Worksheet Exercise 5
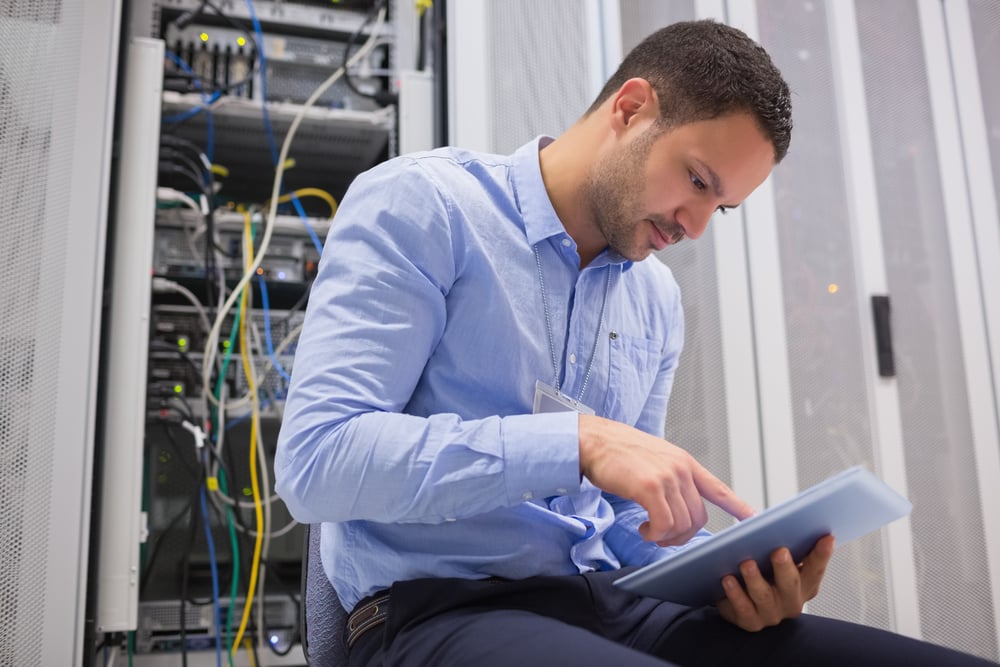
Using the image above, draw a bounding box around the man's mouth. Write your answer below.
[651,220,685,249]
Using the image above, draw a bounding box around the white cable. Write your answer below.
[151,277,213,339]
[156,186,201,213]
[200,6,388,403]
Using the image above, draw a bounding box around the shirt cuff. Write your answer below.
[501,411,581,505]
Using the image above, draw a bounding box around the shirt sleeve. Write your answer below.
[273,159,581,526]
[604,493,713,566]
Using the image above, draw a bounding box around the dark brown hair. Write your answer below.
[588,20,792,162]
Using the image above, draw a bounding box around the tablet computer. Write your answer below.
[613,466,911,607]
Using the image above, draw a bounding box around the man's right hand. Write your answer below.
[578,413,755,546]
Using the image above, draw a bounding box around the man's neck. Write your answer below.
[537,123,608,268]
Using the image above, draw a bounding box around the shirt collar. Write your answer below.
[511,136,632,270]
[512,136,563,247]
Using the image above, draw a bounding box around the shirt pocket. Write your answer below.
[602,332,663,426]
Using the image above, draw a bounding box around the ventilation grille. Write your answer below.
[488,0,591,154]
[657,232,733,532]
[969,0,1000,224]
[855,1,997,659]
[752,0,891,630]
[619,0,696,55]
[0,1,79,664]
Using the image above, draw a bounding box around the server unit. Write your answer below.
[92,0,437,662]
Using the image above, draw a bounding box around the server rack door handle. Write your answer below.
[871,295,895,377]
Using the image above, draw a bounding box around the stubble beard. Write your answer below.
[583,128,660,262]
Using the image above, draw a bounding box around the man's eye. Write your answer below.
[690,172,706,190]
[715,205,730,215]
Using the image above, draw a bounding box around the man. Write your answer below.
[276,20,996,666]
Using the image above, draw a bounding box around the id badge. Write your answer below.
[532,380,596,416]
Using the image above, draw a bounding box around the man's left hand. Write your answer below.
[717,535,836,631]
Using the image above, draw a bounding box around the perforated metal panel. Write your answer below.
[619,0,696,55]
[753,0,890,629]
[970,0,1000,226]
[855,1,997,659]
[0,0,120,663]
[487,0,592,154]
[657,233,735,531]
[1,5,78,665]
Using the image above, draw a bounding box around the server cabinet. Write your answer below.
[449,0,1000,658]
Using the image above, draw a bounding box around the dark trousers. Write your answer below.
[349,568,998,667]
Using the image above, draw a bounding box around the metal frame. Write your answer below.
[446,0,492,150]
[42,0,124,663]
[94,36,164,634]
[585,0,623,102]
[825,0,920,638]
[695,0,768,513]
[723,1,800,507]
[920,0,1000,647]
[947,1,1000,443]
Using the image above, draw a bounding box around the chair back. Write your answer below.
[301,523,349,666]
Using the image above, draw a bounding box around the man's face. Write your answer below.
[584,112,775,261]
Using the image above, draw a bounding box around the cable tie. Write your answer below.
[181,419,207,449]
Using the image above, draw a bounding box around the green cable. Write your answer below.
[217,468,240,667]
[214,301,244,667]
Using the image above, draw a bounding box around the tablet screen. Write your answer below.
[612,466,911,607]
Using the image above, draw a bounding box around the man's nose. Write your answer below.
[680,203,715,240]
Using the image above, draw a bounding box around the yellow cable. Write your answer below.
[273,187,339,219]
[243,639,257,667]
[230,211,266,658]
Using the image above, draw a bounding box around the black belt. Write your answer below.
[346,576,510,650]
[346,592,391,650]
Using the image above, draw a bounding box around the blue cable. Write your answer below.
[289,193,325,256]
[242,3,325,254]
[244,0,279,165]
[199,479,223,667]
[257,276,293,384]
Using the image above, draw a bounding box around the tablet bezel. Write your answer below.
[612,466,912,607]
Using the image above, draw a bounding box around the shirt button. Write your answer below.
[521,491,533,501]
[561,238,572,247]
[556,488,568,495]
[569,353,577,364]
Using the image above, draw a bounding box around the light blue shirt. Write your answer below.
[275,137,703,611]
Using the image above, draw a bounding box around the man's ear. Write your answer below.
[610,78,658,131]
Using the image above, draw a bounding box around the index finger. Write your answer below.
[692,463,756,520]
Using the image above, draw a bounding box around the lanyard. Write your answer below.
[533,244,612,401]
